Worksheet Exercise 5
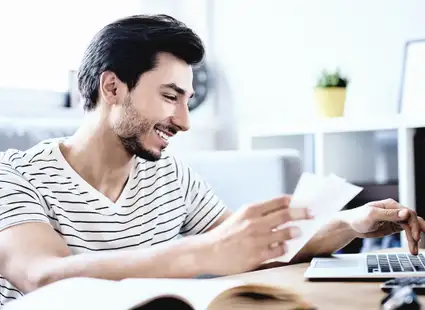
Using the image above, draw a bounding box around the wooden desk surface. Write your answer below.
[221,249,425,309]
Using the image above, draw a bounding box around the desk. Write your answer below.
[220,250,425,309]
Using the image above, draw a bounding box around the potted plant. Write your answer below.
[314,68,349,118]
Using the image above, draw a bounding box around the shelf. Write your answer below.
[239,115,425,138]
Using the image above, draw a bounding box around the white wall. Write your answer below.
[212,0,425,124]
[1,0,424,154]
[0,0,141,91]
[0,0,140,118]
[146,0,425,152]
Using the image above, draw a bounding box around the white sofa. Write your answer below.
[179,150,301,211]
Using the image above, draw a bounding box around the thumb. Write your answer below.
[374,207,409,222]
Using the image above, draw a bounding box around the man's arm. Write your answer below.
[289,213,357,263]
[290,199,425,263]
[0,199,312,294]
[0,166,314,293]
[210,199,425,265]
[208,209,357,261]
[208,209,356,260]
[0,169,215,293]
[0,222,213,293]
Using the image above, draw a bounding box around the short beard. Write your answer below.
[113,95,162,162]
[118,135,160,161]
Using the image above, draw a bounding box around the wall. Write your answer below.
[211,0,424,182]
[0,0,141,91]
[145,0,425,153]
[212,0,425,125]
[1,1,424,154]
[0,0,139,118]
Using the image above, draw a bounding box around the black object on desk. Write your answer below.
[414,129,425,220]
[382,278,425,294]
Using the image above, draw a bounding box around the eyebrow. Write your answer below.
[161,83,195,98]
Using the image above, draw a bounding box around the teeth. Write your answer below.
[155,129,169,141]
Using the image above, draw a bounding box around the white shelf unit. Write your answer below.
[237,115,425,248]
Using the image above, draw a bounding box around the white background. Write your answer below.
[0,0,425,150]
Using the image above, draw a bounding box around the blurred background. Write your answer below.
[1,0,425,252]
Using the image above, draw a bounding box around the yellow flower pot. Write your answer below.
[314,87,346,118]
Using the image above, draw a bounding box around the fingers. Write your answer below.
[369,202,422,255]
[262,226,301,246]
[400,223,418,255]
[368,199,420,240]
[370,206,410,223]
[258,227,298,262]
[260,226,305,261]
[418,217,425,239]
[403,215,425,255]
[261,207,313,230]
[248,195,292,216]
[260,242,287,262]
[369,198,402,210]
[406,211,421,242]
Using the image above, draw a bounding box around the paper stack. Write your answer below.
[275,172,363,263]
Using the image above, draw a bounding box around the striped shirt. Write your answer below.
[0,139,227,306]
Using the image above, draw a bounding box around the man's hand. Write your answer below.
[345,199,425,254]
[204,195,313,275]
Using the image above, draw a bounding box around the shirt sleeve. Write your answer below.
[172,157,228,236]
[0,165,50,231]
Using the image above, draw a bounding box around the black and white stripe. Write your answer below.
[0,139,227,305]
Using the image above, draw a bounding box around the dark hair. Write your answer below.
[77,14,205,111]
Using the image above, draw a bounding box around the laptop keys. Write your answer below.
[378,255,391,272]
[366,254,425,273]
[367,255,379,273]
[388,254,402,272]
[408,255,425,271]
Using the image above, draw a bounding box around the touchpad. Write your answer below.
[315,259,360,268]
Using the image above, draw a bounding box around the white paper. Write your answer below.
[270,173,363,263]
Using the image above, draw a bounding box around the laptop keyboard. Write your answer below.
[367,253,425,273]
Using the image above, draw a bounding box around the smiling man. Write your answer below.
[0,14,424,306]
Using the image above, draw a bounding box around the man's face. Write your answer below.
[110,52,194,161]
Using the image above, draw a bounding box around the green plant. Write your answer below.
[316,68,349,88]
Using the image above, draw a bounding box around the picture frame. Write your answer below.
[398,39,425,115]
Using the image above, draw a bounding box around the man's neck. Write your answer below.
[60,113,134,203]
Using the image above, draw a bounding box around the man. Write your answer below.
[0,14,423,306]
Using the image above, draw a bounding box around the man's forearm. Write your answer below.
[291,211,357,263]
[34,234,212,291]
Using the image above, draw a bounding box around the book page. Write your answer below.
[118,278,312,310]
[4,277,304,310]
[117,278,251,310]
[4,277,120,310]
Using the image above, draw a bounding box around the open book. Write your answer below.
[4,277,316,310]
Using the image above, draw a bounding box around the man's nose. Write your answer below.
[171,103,190,132]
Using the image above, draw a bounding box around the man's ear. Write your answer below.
[99,71,121,105]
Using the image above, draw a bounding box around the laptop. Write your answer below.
[304,252,425,280]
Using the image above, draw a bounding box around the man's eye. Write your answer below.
[163,94,177,101]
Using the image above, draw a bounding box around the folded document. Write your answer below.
[273,172,363,263]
